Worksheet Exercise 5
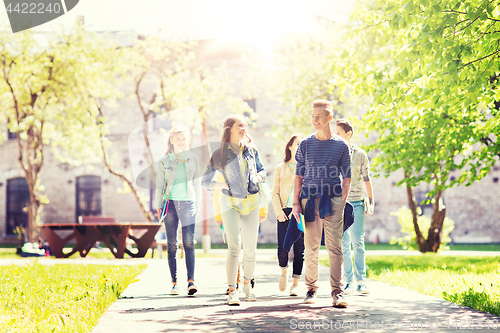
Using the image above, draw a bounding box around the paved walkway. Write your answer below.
[92,250,500,333]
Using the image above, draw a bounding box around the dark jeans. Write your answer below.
[164,200,196,282]
[277,207,304,278]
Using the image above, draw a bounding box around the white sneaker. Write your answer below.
[290,284,299,296]
[333,293,348,308]
[279,274,287,292]
[227,290,240,306]
[343,283,355,295]
[171,284,180,295]
[243,283,256,301]
[357,283,370,294]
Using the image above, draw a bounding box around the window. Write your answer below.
[6,178,29,236]
[414,187,434,215]
[76,176,101,221]
[244,99,256,125]
[153,107,171,132]
[8,129,17,140]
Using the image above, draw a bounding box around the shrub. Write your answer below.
[389,206,455,251]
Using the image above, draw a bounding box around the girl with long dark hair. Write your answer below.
[202,114,268,306]
[272,133,304,296]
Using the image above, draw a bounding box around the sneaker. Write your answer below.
[227,290,240,306]
[357,283,370,294]
[279,274,287,292]
[187,282,197,295]
[303,289,316,304]
[171,284,180,295]
[243,283,256,301]
[343,283,355,295]
[333,293,348,308]
[290,284,299,296]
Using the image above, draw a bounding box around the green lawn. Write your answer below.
[0,243,498,259]
[321,255,500,316]
[0,263,146,332]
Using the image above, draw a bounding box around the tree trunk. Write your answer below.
[19,126,44,243]
[427,190,446,252]
[26,197,40,243]
[404,172,428,252]
[96,107,154,222]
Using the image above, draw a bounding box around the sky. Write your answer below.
[0,0,355,40]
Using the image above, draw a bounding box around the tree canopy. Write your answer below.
[0,23,121,241]
[348,0,500,195]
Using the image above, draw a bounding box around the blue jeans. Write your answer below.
[164,200,196,283]
[342,200,366,283]
[277,208,304,278]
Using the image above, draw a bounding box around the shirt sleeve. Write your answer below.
[201,160,217,191]
[295,140,306,177]
[254,149,267,181]
[193,156,202,213]
[213,171,224,223]
[339,143,351,179]
[361,150,371,182]
[271,164,284,216]
[155,159,166,209]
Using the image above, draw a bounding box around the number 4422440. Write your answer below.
[6,2,62,14]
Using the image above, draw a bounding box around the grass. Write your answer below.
[0,262,146,332]
[0,243,497,259]
[321,254,500,316]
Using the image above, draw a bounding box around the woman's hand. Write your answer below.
[214,182,229,190]
[292,203,302,222]
[157,208,162,221]
[277,213,287,222]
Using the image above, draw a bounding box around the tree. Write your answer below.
[243,22,357,146]
[345,0,500,252]
[0,23,120,242]
[97,35,253,222]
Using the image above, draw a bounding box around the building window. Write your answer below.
[153,108,171,132]
[414,187,434,215]
[244,98,256,124]
[8,129,17,140]
[6,178,30,236]
[76,176,101,221]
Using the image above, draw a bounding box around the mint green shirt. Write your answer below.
[169,162,194,201]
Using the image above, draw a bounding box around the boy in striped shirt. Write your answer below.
[292,100,351,308]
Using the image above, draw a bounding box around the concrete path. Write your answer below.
[92,249,500,333]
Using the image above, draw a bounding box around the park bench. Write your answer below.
[41,216,161,259]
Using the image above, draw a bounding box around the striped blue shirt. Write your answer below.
[295,134,351,197]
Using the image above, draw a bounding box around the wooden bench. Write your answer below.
[80,216,116,224]
[41,217,161,259]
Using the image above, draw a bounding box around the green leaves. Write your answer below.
[346,0,500,196]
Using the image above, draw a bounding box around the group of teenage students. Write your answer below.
[155,99,374,307]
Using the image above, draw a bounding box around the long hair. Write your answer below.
[283,133,304,163]
[210,114,247,169]
[165,125,190,155]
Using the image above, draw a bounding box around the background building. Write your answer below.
[1,37,499,246]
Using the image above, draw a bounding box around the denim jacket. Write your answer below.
[202,145,266,198]
[155,151,201,211]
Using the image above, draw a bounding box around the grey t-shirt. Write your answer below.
[347,144,370,202]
